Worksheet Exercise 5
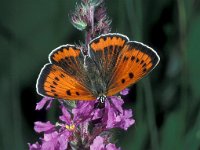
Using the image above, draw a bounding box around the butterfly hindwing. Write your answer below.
[107,41,160,96]
[89,34,129,84]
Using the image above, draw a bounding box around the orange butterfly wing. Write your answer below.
[37,34,160,100]
[36,45,95,101]
[107,41,160,96]
[89,34,128,85]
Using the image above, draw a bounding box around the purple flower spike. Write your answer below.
[36,97,53,110]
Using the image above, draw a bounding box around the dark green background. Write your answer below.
[0,0,200,149]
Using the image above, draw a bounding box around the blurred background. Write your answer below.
[0,0,200,149]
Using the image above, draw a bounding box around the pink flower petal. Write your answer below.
[59,105,72,124]
[35,97,53,110]
[34,121,54,133]
[103,96,135,130]
[120,88,129,96]
[90,136,105,150]
[106,143,121,150]
[28,142,41,150]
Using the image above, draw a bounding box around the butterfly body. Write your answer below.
[36,33,160,101]
[84,56,107,97]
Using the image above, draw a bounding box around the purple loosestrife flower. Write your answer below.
[72,100,96,123]
[72,96,135,131]
[84,96,135,131]
[30,103,89,150]
[30,96,134,149]
[29,120,70,149]
[103,96,135,130]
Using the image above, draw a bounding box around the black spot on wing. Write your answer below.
[143,68,147,73]
[136,58,139,63]
[121,79,125,84]
[60,74,65,78]
[51,89,56,92]
[129,72,134,79]
[140,60,144,64]
[55,77,59,81]
[123,56,129,62]
[142,63,146,68]
[76,92,80,96]
[50,85,55,88]
[53,81,58,85]
[66,90,71,96]
[131,56,135,61]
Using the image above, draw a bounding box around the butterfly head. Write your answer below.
[97,94,107,103]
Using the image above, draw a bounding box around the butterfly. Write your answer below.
[36,33,160,103]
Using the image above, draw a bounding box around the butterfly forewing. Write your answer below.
[36,46,96,100]
[89,34,128,85]
[107,41,160,96]
[49,45,90,85]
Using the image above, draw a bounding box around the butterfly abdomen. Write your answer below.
[84,56,107,97]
